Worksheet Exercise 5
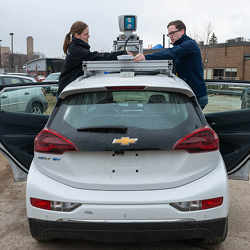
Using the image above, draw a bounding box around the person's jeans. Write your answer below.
[198,95,208,110]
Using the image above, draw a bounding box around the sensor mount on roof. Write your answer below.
[82,60,173,77]
[113,15,143,53]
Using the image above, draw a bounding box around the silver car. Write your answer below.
[0,74,48,114]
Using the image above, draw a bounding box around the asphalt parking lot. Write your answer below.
[0,154,250,250]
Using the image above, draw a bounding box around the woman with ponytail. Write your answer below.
[58,21,126,94]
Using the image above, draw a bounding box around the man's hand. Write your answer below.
[134,53,145,62]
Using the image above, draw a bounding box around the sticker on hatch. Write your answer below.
[38,156,61,161]
[112,137,138,146]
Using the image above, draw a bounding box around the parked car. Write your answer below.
[44,72,61,82]
[6,73,36,80]
[0,61,249,245]
[34,75,46,82]
[0,74,48,114]
[0,74,37,84]
[43,72,60,95]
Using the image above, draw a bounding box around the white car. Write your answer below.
[6,72,37,80]
[0,60,249,245]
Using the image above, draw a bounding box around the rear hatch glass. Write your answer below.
[49,90,203,151]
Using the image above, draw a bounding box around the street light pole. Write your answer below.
[162,34,165,48]
[9,33,14,72]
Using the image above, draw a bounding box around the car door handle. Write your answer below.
[1,95,7,99]
[24,92,30,95]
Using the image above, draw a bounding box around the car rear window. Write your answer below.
[23,79,33,83]
[3,77,23,84]
[49,90,204,151]
[45,73,60,81]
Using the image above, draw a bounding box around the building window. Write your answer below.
[204,69,213,80]
[225,68,237,80]
[213,69,224,80]
[212,68,238,80]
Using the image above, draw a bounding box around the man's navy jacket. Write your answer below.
[145,34,207,98]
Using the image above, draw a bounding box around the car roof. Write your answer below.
[0,74,36,81]
[6,72,34,76]
[46,72,61,77]
[60,72,195,99]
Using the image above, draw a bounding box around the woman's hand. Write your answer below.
[134,53,145,62]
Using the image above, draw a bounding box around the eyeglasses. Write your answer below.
[167,30,179,37]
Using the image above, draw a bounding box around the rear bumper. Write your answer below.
[29,217,227,242]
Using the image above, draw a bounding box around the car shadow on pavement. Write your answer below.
[32,239,221,250]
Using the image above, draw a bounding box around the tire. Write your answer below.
[31,102,43,114]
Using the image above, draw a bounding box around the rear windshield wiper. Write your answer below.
[77,126,128,133]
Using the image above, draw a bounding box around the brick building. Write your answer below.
[144,38,250,81]
[200,38,250,81]
[0,46,11,70]
[0,36,39,73]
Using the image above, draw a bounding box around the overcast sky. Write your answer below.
[1,0,249,58]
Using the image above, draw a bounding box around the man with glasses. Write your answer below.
[134,20,208,110]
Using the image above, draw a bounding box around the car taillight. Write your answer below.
[34,129,78,154]
[30,198,51,210]
[170,197,223,211]
[173,126,219,153]
[30,198,81,211]
[202,197,223,210]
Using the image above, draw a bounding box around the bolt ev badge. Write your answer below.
[112,137,138,146]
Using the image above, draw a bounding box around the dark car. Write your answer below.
[43,72,60,95]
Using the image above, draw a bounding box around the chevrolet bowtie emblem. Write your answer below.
[112,137,138,146]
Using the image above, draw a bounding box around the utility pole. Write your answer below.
[9,33,14,72]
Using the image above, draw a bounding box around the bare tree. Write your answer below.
[204,22,213,79]
[188,31,202,43]
[205,22,213,45]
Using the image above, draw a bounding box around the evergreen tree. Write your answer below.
[209,33,218,45]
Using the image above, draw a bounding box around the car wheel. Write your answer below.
[31,102,43,114]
